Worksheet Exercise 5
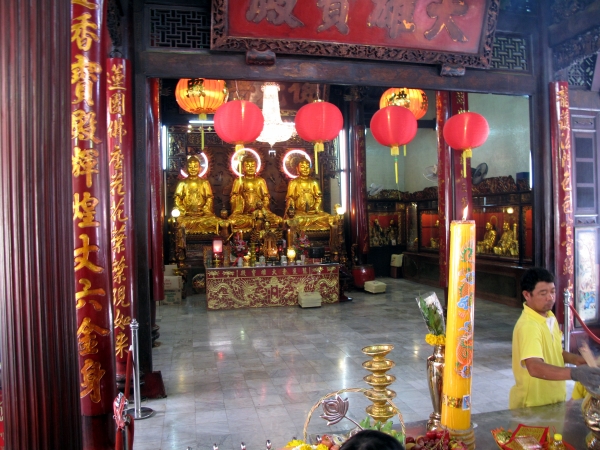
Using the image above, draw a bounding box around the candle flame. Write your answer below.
[462,206,468,221]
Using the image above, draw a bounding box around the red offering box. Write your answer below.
[502,424,549,449]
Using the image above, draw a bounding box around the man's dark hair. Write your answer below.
[340,430,405,450]
[521,267,554,294]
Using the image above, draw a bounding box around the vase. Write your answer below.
[426,344,445,431]
[582,392,600,449]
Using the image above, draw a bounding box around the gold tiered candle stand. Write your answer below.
[362,344,396,423]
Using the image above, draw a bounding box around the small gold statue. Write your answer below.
[284,157,333,231]
[173,155,224,234]
[261,221,282,260]
[494,222,518,256]
[228,155,283,232]
[477,222,497,254]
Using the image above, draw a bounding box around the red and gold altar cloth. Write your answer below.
[206,264,339,310]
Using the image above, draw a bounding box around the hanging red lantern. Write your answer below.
[175,78,228,149]
[379,88,428,120]
[443,111,489,178]
[214,100,264,151]
[370,105,417,184]
[295,100,343,174]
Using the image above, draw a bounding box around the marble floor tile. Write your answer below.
[135,278,524,450]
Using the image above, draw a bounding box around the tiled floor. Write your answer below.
[132,277,564,450]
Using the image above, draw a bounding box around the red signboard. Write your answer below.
[212,0,500,68]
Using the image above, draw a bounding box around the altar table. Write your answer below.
[205,263,340,310]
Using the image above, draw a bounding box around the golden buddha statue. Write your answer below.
[430,219,440,249]
[173,155,224,234]
[476,222,497,254]
[261,220,282,260]
[228,155,283,232]
[493,222,518,256]
[284,157,333,232]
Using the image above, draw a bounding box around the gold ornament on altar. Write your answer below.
[361,344,397,423]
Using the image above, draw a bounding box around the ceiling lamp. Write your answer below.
[175,78,228,149]
[256,83,296,149]
[295,100,343,175]
[443,111,489,178]
[380,88,428,120]
[370,106,417,184]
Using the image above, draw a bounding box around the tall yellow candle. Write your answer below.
[441,215,475,432]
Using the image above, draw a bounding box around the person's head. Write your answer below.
[503,222,510,231]
[186,155,201,177]
[296,158,311,177]
[521,267,555,316]
[340,430,404,450]
[242,155,258,176]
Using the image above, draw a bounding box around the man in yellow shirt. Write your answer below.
[509,267,600,409]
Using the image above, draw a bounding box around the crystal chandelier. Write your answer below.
[256,82,296,148]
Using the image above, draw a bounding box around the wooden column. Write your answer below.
[450,93,473,221]
[436,91,452,292]
[346,88,369,263]
[549,82,575,328]
[0,0,82,448]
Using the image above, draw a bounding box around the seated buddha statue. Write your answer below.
[173,155,224,234]
[494,222,518,256]
[228,155,283,232]
[476,222,497,254]
[283,157,333,232]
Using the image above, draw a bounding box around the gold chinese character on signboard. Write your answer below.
[317,0,349,34]
[111,197,128,223]
[75,278,105,310]
[108,116,127,144]
[246,0,303,27]
[115,331,129,358]
[72,147,99,188]
[73,0,98,9]
[287,83,318,105]
[80,358,105,403]
[73,192,100,228]
[368,0,415,39]
[72,110,101,144]
[108,63,126,90]
[109,92,125,115]
[113,285,130,307]
[109,145,124,170]
[112,255,127,284]
[74,233,103,273]
[77,316,110,356]
[111,223,127,253]
[71,55,102,106]
[71,13,99,51]
[558,87,569,108]
[114,308,132,330]
[424,0,468,42]
[110,170,125,197]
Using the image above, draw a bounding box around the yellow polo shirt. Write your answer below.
[509,303,566,409]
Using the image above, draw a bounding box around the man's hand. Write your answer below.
[571,366,600,390]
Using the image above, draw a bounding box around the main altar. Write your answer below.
[205,263,340,310]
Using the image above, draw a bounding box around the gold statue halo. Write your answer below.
[230,147,262,177]
[181,152,209,178]
[283,148,312,179]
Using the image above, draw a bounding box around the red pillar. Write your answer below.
[0,0,82,448]
[549,82,575,331]
[71,0,117,447]
[107,58,137,386]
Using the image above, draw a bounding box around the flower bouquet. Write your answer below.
[416,292,446,346]
[297,231,311,255]
[231,233,247,265]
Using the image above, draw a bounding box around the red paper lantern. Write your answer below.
[379,87,428,120]
[443,111,489,177]
[175,78,228,118]
[214,100,264,150]
[370,105,417,184]
[295,100,343,174]
[370,106,417,154]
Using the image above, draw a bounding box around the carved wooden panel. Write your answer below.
[490,33,530,72]
[148,5,211,49]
